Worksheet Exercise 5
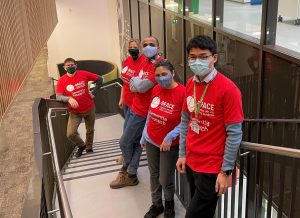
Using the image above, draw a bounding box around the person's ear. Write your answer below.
[213,54,218,64]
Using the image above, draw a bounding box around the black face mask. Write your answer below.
[66,66,77,74]
[128,48,139,60]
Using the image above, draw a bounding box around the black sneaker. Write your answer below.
[75,145,86,158]
[164,200,175,218]
[86,148,93,153]
[144,204,164,218]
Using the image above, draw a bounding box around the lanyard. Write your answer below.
[194,82,209,118]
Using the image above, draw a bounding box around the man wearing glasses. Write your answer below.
[110,36,164,189]
[56,58,103,158]
[176,35,244,218]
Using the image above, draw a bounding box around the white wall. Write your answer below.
[47,0,121,78]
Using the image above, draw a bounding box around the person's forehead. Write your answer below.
[189,48,211,55]
[64,61,75,65]
[129,41,138,47]
[143,37,157,44]
[155,66,169,73]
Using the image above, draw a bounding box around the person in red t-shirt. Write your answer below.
[176,36,244,218]
[140,60,185,218]
[110,36,164,189]
[56,58,103,158]
[119,38,147,128]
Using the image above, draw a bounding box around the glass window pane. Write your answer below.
[185,0,213,25]
[165,0,183,14]
[119,0,131,61]
[131,0,140,39]
[216,34,260,118]
[185,21,213,81]
[151,0,163,7]
[262,53,300,118]
[139,3,150,39]
[151,7,165,56]
[223,1,263,41]
[276,0,300,53]
[139,0,149,3]
[166,13,184,83]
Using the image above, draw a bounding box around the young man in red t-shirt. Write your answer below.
[176,36,244,218]
[56,58,103,158]
[110,36,164,189]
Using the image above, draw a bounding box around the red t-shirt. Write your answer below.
[182,73,244,173]
[147,83,186,146]
[121,55,147,108]
[131,56,164,118]
[56,70,99,113]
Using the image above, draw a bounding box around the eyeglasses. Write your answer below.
[143,43,156,48]
[188,55,212,62]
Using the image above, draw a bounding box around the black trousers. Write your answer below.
[185,165,219,218]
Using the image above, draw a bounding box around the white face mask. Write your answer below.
[188,59,211,77]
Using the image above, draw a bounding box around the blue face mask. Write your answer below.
[143,45,158,58]
[156,73,173,88]
[188,59,211,77]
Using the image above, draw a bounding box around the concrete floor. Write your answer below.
[0,48,53,218]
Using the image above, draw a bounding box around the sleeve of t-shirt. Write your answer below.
[223,85,244,124]
[84,71,100,81]
[56,78,65,94]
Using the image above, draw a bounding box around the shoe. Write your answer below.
[144,204,164,218]
[75,145,86,158]
[109,171,139,189]
[164,200,175,218]
[86,148,93,153]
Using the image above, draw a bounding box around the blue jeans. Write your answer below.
[123,105,131,132]
[119,109,146,175]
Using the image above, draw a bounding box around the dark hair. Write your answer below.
[186,35,217,55]
[154,59,174,72]
[64,58,77,65]
[143,36,160,46]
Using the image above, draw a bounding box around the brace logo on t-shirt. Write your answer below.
[122,66,128,74]
[66,84,74,92]
[187,96,195,113]
[151,97,160,108]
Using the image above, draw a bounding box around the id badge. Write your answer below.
[190,120,200,134]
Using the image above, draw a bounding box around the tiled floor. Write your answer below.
[0,48,53,218]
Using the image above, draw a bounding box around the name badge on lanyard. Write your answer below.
[194,82,209,119]
[190,118,200,134]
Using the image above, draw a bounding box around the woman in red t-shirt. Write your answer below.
[119,39,146,119]
[140,60,185,218]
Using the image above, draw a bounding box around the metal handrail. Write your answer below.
[100,81,123,89]
[244,118,300,123]
[47,108,73,218]
[241,141,300,158]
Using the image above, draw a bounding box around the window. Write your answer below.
[131,0,140,39]
[223,0,263,41]
[185,0,212,25]
[150,6,165,56]
[139,3,150,39]
[165,0,183,14]
[276,0,300,53]
[166,12,184,83]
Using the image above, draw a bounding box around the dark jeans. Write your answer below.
[123,105,131,132]
[66,107,95,149]
[145,142,179,206]
[119,109,146,175]
[185,165,219,218]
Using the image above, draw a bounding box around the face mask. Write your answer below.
[66,66,77,74]
[143,45,158,58]
[156,73,173,88]
[188,59,211,77]
[128,48,140,60]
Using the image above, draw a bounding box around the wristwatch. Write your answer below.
[221,170,233,176]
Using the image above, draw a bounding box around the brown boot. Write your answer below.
[109,171,139,189]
